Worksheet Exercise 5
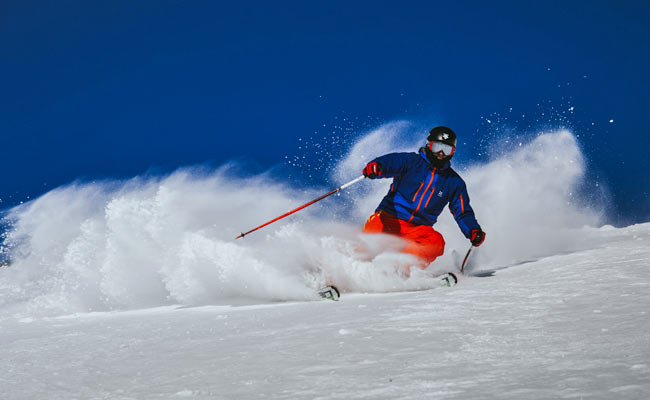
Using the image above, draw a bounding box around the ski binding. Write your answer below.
[318,285,341,301]
[438,272,458,287]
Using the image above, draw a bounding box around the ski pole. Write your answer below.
[236,175,366,239]
[460,245,473,274]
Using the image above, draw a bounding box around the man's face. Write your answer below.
[428,141,455,159]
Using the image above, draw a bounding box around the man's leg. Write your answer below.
[363,211,444,269]
[401,225,445,268]
[362,210,400,234]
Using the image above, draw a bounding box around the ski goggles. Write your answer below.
[428,141,455,156]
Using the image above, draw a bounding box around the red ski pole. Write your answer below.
[460,245,473,274]
[235,175,366,239]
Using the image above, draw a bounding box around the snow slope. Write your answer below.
[1,222,649,399]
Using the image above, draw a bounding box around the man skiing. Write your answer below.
[362,126,485,269]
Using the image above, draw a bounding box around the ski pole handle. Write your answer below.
[338,175,366,190]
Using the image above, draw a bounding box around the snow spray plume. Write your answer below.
[459,129,604,267]
[0,124,603,317]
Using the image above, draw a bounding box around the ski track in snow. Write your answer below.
[1,223,649,399]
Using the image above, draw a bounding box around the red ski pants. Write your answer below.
[363,210,445,268]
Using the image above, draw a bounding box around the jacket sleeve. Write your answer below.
[371,153,416,178]
[449,180,481,239]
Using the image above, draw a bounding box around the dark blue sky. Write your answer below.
[2,1,649,224]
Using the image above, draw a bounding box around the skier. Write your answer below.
[362,126,485,270]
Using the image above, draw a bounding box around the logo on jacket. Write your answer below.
[438,191,443,197]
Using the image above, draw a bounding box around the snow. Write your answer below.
[1,127,648,398]
[2,223,649,399]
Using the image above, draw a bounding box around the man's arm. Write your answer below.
[363,153,416,179]
[449,181,484,244]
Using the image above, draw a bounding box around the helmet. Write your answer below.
[424,126,457,166]
[427,126,457,147]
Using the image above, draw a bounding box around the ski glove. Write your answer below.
[470,229,486,247]
[363,162,383,179]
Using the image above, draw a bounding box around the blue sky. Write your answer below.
[2,1,649,224]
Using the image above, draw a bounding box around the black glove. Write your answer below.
[470,229,486,247]
[362,161,383,179]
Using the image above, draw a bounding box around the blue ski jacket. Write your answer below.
[371,149,481,239]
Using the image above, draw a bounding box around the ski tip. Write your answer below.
[469,270,496,278]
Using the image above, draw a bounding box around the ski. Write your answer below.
[318,285,341,301]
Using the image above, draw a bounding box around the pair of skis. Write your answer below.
[318,271,459,301]
[318,246,472,301]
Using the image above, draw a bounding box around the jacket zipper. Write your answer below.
[408,168,436,222]
[411,182,424,202]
